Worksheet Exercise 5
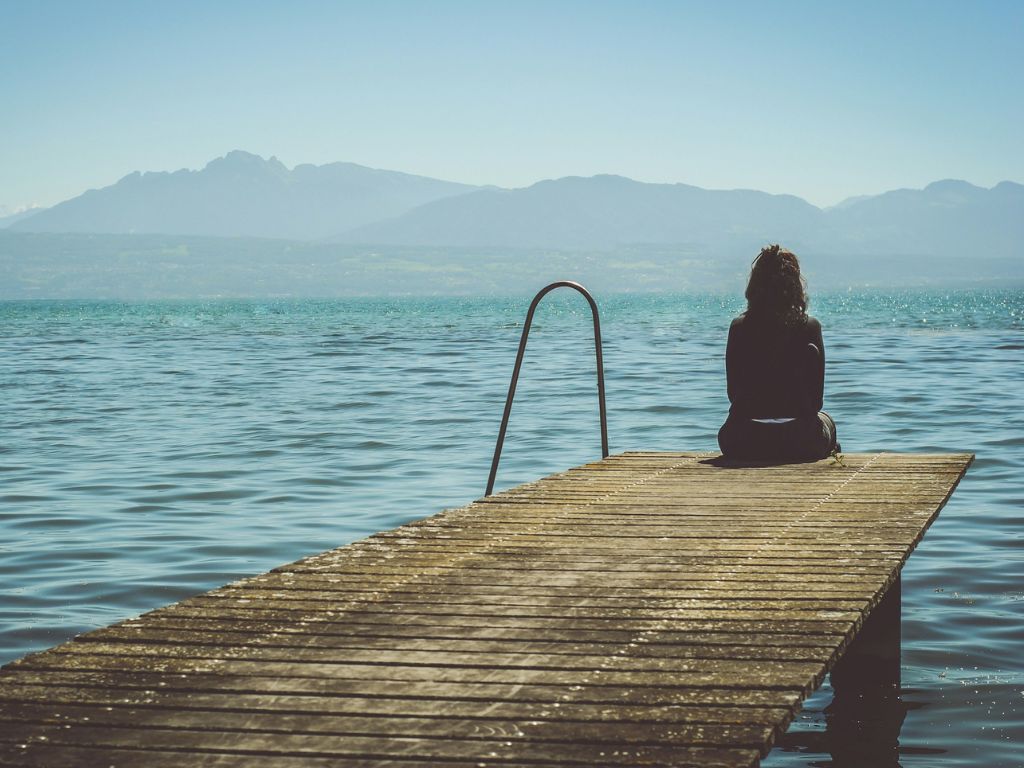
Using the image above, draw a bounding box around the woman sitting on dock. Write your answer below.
[718,244,839,461]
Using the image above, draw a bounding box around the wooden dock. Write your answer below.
[0,451,972,768]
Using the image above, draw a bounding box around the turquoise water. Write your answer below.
[1,290,1022,765]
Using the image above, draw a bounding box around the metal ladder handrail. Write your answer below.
[485,281,609,496]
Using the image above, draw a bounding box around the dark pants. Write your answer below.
[718,411,838,462]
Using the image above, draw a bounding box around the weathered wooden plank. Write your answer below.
[205,589,872,614]
[0,668,803,707]
[0,451,972,767]
[232,577,882,597]
[183,593,870,614]
[0,723,761,767]
[69,629,840,661]
[116,611,863,634]
[123,605,866,628]
[272,563,901,579]
[10,652,828,691]
[0,748,626,768]
[0,703,776,749]
[281,558,903,572]
[0,685,793,725]
[40,640,839,669]
[94,616,852,646]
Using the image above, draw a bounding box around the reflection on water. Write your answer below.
[781,579,915,767]
[1,289,1022,766]
[780,693,916,768]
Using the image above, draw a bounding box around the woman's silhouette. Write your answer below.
[718,244,839,461]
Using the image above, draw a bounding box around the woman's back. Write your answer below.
[726,312,824,419]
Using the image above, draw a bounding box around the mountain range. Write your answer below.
[347,176,1024,259]
[10,151,1023,259]
[10,151,476,240]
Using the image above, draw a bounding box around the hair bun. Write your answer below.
[759,244,782,262]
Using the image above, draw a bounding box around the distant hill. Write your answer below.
[818,179,1024,258]
[10,151,477,240]
[337,175,1024,259]
[335,175,822,252]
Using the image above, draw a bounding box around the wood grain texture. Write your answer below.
[0,451,972,768]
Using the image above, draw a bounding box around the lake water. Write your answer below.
[1,290,1022,766]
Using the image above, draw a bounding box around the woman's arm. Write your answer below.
[725,317,744,409]
[810,318,825,412]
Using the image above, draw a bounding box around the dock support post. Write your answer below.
[832,575,902,693]
[826,576,906,764]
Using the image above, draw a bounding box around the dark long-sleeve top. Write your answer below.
[725,312,825,419]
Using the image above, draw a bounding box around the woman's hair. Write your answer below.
[744,244,808,325]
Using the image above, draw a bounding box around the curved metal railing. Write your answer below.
[485,281,609,496]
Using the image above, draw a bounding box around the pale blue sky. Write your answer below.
[2,0,1022,211]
